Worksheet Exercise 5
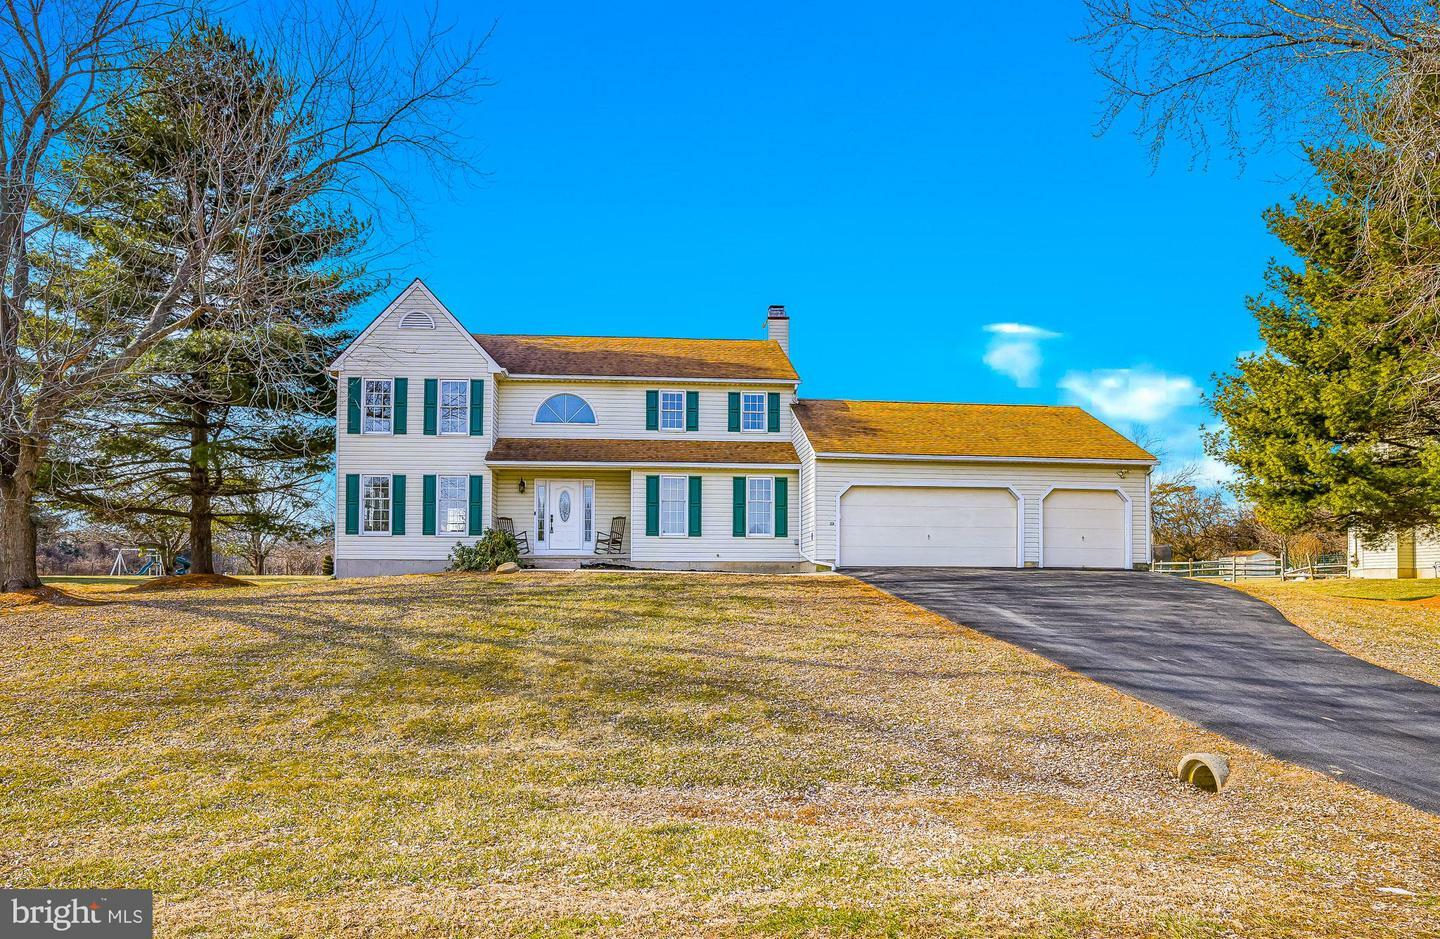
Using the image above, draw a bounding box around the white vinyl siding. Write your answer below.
[439,380,469,435]
[438,475,468,533]
[792,420,818,558]
[334,282,495,571]
[630,470,801,563]
[741,393,766,432]
[495,380,795,440]
[363,379,393,434]
[361,475,391,534]
[812,458,1149,568]
[659,475,688,535]
[747,477,773,535]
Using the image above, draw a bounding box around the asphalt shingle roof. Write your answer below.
[791,399,1156,462]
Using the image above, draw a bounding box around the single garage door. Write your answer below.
[1042,489,1127,568]
[839,486,1018,567]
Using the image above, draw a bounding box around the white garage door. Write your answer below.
[839,486,1018,567]
[1042,489,1127,569]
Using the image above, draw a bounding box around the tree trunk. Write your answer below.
[0,440,42,591]
[187,399,215,574]
[248,533,265,576]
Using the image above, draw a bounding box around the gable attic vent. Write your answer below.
[398,310,435,329]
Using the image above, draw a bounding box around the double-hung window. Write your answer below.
[439,380,469,435]
[363,379,393,434]
[741,392,766,432]
[747,477,773,536]
[438,475,468,533]
[659,391,685,431]
[659,475,688,536]
[361,475,391,534]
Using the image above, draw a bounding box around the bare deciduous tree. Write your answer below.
[1,0,492,590]
[1083,0,1416,165]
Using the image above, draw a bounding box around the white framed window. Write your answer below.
[439,380,469,435]
[583,480,595,544]
[659,391,685,431]
[438,475,468,533]
[660,475,688,536]
[741,392,767,432]
[536,482,547,543]
[361,475,391,534]
[363,379,393,434]
[536,393,596,424]
[747,476,773,536]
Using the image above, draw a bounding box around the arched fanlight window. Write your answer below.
[398,310,435,329]
[535,393,596,424]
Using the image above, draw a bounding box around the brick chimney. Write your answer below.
[765,304,790,355]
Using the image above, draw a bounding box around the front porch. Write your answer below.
[491,469,632,563]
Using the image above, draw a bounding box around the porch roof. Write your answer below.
[486,437,800,467]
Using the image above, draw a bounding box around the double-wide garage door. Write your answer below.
[837,485,1129,569]
[839,486,1018,567]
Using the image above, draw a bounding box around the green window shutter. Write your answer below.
[391,475,407,534]
[767,392,780,433]
[685,391,699,431]
[468,475,484,535]
[422,475,436,535]
[423,379,438,435]
[688,476,702,536]
[346,378,361,434]
[393,378,409,434]
[645,475,660,536]
[344,474,359,534]
[645,390,659,430]
[728,392,741,432]
[470,379,485,436]
[732,477,746,537]
[774,477,788,537]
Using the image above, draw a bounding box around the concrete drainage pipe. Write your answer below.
[1178,753,1230,793]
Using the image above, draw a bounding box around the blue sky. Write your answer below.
[351,0,1310,477]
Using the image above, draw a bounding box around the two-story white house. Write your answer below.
[330,280,1156,576]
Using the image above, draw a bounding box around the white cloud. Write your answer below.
[1058,368,1200,423]
[981,322,1060,388]
[1194,456,1236,487]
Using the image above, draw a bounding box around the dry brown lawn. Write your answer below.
[1235,578,1440,686]
[1,571,1437,937]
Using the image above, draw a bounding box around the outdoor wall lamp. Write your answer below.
[518,479,526,493]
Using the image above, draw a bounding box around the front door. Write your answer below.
[546,479,583,551]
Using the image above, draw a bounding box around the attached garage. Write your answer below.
[838,485,1019,567]
[1042,489,1129,569]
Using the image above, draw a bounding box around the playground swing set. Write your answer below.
[108,544,192,577]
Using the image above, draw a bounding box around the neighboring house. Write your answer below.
[329,280,1157,576]
[1216,549,1278,563]
[1349,529,1440,579]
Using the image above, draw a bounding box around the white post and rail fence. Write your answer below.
[1151,554,1348,582]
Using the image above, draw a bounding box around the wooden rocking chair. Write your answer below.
[593,516,626,555]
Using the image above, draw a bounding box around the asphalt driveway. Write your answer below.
[850,567,1440,814]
